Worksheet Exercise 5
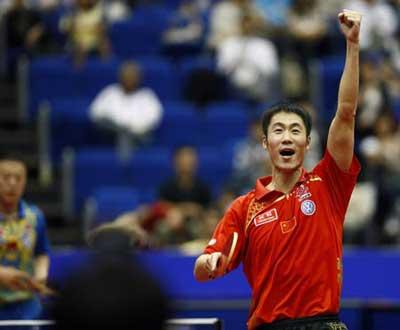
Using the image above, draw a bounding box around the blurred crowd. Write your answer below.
[1,0,400,248]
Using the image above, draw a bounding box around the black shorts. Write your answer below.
[255,314,348,330]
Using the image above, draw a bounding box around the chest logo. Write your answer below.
[253,208,278,227]
[295,184,312,201]
[301,199,316,216]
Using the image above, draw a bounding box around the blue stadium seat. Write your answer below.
[29,56,181,119]
[48,98,113,162]
[74,148,134,212]
[315,56,344,125]
[178,55,216,86]
[130,147,173,188]
[135,56,182,100]
[197,146,234,197]
[90,186,140,224]
[29,56,119,119]
[109,6,170,58]
[393,98,400,121]
[73,147,172,213]
[153,110,202,147]
[153,102,249,148]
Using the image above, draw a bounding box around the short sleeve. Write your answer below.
[33,208,51,256]
[313,151,361,220]
[203,196,246,273]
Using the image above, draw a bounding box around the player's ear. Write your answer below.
[306,135,311,150]
[262,135,268,149]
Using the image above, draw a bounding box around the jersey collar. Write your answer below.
[255,168,308,201]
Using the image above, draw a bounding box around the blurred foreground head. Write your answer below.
[52,256,168,330]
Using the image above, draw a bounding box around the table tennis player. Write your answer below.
[194,10,362,330]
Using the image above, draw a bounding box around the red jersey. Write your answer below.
[204,151,361,329]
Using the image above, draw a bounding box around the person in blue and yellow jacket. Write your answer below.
[0,152,50,319]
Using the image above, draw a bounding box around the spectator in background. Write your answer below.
[298,100,322,170]
[90,60,163,160]
[4,0,48,80]
[360,112,400,244]
[357,53,391,138]
[162,0,206,55]
[155,146,212,245]
[102,0,131,24]
[227,119,272,196]
[88,146,212,248]
[253,0,291,35]
[0,0,12,17]
[216,13,279,103]
[207,0,256,51]
[344,0,398,52]
[282,0,328,97]
[59,0,111,66]
[0,152,51,319]
[52,256,168,330]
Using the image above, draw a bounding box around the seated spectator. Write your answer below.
[88,146,212,248]
[90,60,163,160]
[345,0,398,52]
[162,0,206,55]
[207,0,257,51]
[102,0,131,24]
[359,112,400,244]
[3,0,49,80]
[154,146,212,245]
[59,0,111,66]
[226,119,272,196]
[344,181,377,245]
[216,13,279,103]
[282,0,328,96]
[357,53,391,138]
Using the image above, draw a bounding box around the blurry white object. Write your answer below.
[344,181,377,230]
[90,85,163,136]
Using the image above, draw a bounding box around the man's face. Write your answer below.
[0,160,27,207]
[263,112,310,173]
[120,65,140,93]
[174,148,198,177]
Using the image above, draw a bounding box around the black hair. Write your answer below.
[0,151,26,164]
[261,102,312,137]
[52,256,169,330]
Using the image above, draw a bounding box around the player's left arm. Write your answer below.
[33,254,50,284]
[327,11,361,171]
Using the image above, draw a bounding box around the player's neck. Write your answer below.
[268,168,302,194]
[0,200,18,215]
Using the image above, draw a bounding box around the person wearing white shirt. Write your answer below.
[217,13,279,102]
[90,61,163,158]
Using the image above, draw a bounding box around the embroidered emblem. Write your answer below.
[295,184,312,201]
[253,209,278,227]
[301,199,316,216]
[280,217,297,234]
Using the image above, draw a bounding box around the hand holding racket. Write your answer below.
[30,279,57,296]
[206,232,238,279]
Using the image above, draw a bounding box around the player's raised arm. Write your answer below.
[327,10,361,171]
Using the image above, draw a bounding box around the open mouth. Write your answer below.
[279,148,295,157]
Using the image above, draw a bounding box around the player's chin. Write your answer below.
[275,161,302,173]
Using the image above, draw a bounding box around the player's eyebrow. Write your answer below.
[271,122,303,129]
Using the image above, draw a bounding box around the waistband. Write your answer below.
[255,314,340,330]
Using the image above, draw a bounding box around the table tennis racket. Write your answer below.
[219,231,238,274]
